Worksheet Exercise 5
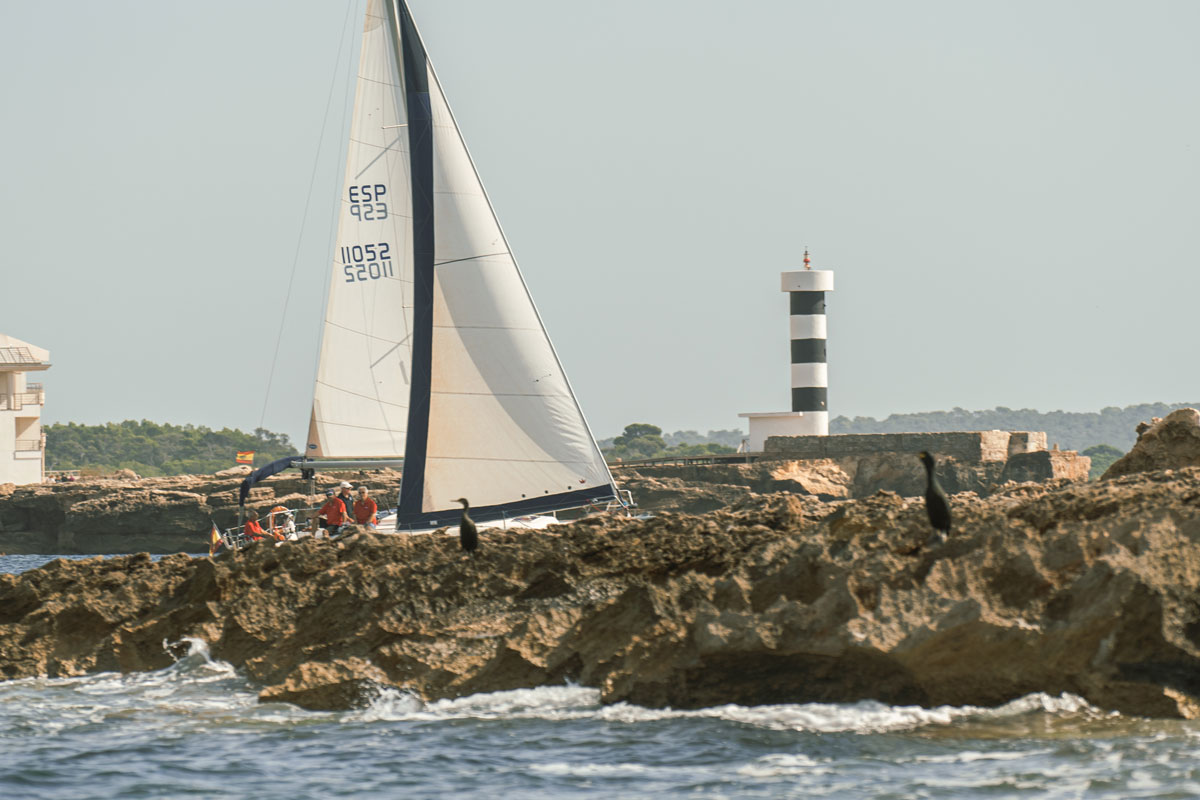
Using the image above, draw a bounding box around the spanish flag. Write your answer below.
[209,522,223,557]
[236,451,255,465]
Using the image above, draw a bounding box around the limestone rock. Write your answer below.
[8,470,1200,718]
[214,465,252,477]
[112,469,141,480]
[1103,408,1200,479]
[259,658,390,710]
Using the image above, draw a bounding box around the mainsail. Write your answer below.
[309,0,618,529]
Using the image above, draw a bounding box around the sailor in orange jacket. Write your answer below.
[318,489,347,534]
[243,517,266,541]
[353,486,378,529]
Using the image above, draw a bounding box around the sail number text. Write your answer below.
[341,243,394,282]
[349,184,388,221]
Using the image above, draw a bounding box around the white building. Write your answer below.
[0,334,50,485]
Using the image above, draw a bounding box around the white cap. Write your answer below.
[339,481,352,488]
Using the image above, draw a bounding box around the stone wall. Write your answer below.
[763,430,1049,463]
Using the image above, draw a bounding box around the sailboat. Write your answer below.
[240,0,619,532]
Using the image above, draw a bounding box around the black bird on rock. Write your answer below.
[454,498,478,554]
[917,451,951,544]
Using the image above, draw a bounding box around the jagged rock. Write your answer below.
[112,469,141,480]
[214,465,252,477]
[259,658,390,710]
[1103,408,1200,479]
[6,469,1200,717]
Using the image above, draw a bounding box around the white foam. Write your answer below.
[531,762,654,777]
[354,684,600,722]
[914,750,1053,764]
[355,687,425,721]
[736,753,834,778]
[347,685,1098,734]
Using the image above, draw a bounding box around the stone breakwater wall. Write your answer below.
[763,430,1049,462]
[614,432,1088,516]
[7,468,1200,718]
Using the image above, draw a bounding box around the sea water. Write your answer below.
[4,555,1200,799]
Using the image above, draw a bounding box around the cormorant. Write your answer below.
[454,498,478,554]
[917,451,951,543]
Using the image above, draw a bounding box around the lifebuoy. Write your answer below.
[267,505,291,541]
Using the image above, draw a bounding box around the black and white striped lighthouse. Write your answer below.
[784,250,833,431]
[740,251,835,450]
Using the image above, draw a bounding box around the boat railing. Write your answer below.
[217,502,333,551]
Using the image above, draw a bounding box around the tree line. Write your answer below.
[44,421,298,477]
[600,424,740,462]
[830,401,1197,452]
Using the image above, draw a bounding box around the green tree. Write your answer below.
[44,421,299,476]
[602,423,735,462]
[1082,444,1124,480]
[613,423,664,446]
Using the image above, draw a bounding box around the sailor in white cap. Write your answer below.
[337,481,354,518]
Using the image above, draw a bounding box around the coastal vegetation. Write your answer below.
[600,424,739,462]
[1082,444,1124,480]
[44,421,298,477]
[41,401,1180,477]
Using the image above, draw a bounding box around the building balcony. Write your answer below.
[14,437,42,459]
[0,390,45,411]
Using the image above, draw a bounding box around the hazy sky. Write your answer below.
[2,1,1197,445]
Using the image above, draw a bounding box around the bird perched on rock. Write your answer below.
[917,451,951,544]
[454,498,478,554]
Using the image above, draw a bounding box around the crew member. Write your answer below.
[337,481,355,519]
[243,516,266,541]
[353,486,378,529]
[317,488,347,535]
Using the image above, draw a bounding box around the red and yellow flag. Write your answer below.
[209,523,223,557]
[236,451,255,465]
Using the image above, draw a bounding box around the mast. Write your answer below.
[389,0,435,520]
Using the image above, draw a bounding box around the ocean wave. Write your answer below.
[350,684,1101,734]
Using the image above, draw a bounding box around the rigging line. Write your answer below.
[353,133,405,179]
[258,0,357,431]
[369,335,411,369]
[315,379,408,405]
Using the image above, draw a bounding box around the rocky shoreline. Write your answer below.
[5,410,1200,717]
[4,464,1200,718]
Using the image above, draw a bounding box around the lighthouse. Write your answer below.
[740,251,834,451]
